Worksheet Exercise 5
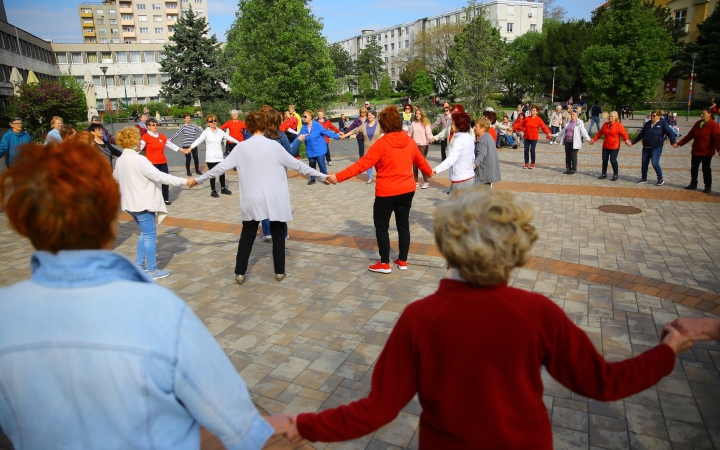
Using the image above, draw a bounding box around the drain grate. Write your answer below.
[598,205,643,215]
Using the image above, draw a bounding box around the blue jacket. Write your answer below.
[0,250,273,450]
[631,119,676,148]
[0,130,32,167]
[266,131,294,156]
[290,120,339,158]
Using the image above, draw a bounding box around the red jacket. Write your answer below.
[318,118,340,144]
[591,121,630,150]
[678,118,720,157]
[219,120,246,143]
[512,115,551,140]
[280,117,298,133]
[141,133,169,164]
[135,123,148,137]
[296,280,675,449]
[336,132,432,197]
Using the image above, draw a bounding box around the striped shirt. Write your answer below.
[169,123,203,148]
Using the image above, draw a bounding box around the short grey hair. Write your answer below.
[230,109,239,115]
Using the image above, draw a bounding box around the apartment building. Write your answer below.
[77,0,207,44]
[334,0,544,88]
[52,42,166,110]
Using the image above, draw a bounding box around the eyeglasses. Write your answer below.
[444,109,450,112]
[11,122,22,125]
[649,114,656,117]
[303,115,310,118]
[148,124,159,126]
[207,120,217,123]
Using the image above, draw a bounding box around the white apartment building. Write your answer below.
[334,0,544,88]
[77,0,207,44]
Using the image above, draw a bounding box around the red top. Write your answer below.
[219,120,246,143]
[318,118,340,144]
[336,132,432,197]
[141,133,170,164]
[488,126,498,142]
[135,123,148,137]
[513,115,551,140]
[591,121,630,150]
[280,117,299,133]
[678,118,720,157]
[296,280,675,449]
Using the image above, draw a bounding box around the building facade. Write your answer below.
[333,1,544,88]
[77,0,207,44]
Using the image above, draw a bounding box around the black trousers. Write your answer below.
[206,161,225,191]
[325,143,331,162]
[690,155,713,187]
[235,220,286,275]
[439,139,448,161]
[153,163,169,201]
[601,148,619,176]
[564,143,578,172]
[225,142,236,156]
[185,147,200,172]
[373,192,414,263]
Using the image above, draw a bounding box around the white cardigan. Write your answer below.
[433,132,476,181]
[190,128,240,163]
[552,120,591,150]
[113,149,187,224]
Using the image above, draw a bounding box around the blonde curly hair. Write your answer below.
[434,187,538,286]
[116,126,141,150]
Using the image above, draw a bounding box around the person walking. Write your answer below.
[44,116,63,145]
[431,105,453,161]
[186,114,240,198]
[632,109,676,186]
[140,118,186,205]
[431,111,475,192]
[591,111,632,181]
[588,100,602,135]
[327,106,432,273]
[673,108,720,193]
[0,117,32,168]
[114,127,194,279]
[317,109,339,166]
[343,108,371,181]
[219,109,247,156]
[169,113,204,176]
[551,109,592,175]
[193,111,330,284]
[291,110,340,185]
[473,117,501,187]
[89,123,123,164]
[512,105,552,169]
[341,109,383,185]
[408,108,433,189]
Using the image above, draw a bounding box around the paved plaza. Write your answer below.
[1,117,720,449]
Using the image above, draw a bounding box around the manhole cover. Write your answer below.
[598,205,642,214]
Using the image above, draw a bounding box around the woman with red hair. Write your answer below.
[431,111,475,192]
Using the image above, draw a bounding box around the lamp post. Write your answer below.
[551,66,557,107]
[132,79,138,112]
[99,66,112,132]
[119,75,130,119]
[686,52,698,122]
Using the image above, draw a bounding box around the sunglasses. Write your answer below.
[11,122,22,125]
[207,120,217,123]
[303,115,310,118]
[148,123,159,126]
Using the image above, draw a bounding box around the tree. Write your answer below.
[225,0,335,111]
[399,23,463,96]
[501,31,545,103]
[378,73,394,98]
[356,36,384,86]
[396,59,425,92]
[9,80,85,141]
[581,0,675,112]
[328,43,356,91]
[358,73,373,99]
[412,70,434,97]
[676,7,720,93]
[451,2,507,114]
[159,9,225,107]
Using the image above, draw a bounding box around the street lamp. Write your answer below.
[132,79,138,113]
[686,52,698,122]
[551,66,557,107]
[118,75,130,119]
[99,66,112,132]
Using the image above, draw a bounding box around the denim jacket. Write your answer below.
[0,250,273,450]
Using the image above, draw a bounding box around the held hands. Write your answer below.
[297,134,307,142]
[660,325,694,354]
[431,170,437,177]
[625,140,633,147]
[181,147,192,155]
[264,413,294,437]
[662,318,720,342]
[324,174,338,185]
[285,416,302,444]
[186,178,198,188]
[672,143,680,149]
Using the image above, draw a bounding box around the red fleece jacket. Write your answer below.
[513,115,551,140]
[297,280,675,449]
[336,132,432,197]
[678,118,720,157]
[592,121,630,150]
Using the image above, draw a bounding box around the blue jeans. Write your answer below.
[524,139,537,164]
[262,219,288,237]
[641,146,663,180]
[588,117,601,135]
[357,139,373,179]
[129,210,157,271]
[307,155,327,181]
[501,134,514,146]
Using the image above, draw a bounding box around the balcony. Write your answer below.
[119,5,133,13]
[83,22,95,28]
[80,10,93,17]
[123,30,136,37]
[121,17,134,24]
[84,29,96,36]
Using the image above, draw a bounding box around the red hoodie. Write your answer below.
[591,121,630,150]
[318,118,340,144]
[336,132,432,197]
[513,115,551,140]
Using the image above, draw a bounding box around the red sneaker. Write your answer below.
[523,164,529,169]
[368,261,392,273]
[530,163,535,169]
[394,259,408,270]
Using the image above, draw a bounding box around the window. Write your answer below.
[391,43,394,50]
[111,38,120,43]
[138,15,148,21]
[167,14,177,20]
[93,75,102,86]
[195,9,203,14]
[150,97,159,103]
[111,28,119,33]
[507,5,514,15]
[86,37,97,43]
[120,2,131,7]
[121,75,130,85]
[141,39,151,43]
[391,30,394,37]
[152,4,161,9]
[105,76,115,86]
[109,18,117,24]
[96,9,104,15]
[56,53,68,64]
[155,39,165,43]
[384,44,387,51]
[154,15,162,21]
[87,53,98,63]
[109,9,116,14]
[130,51,141,62]
[116,51,128,62]
[195,0,202,3]
[168,26,174,32]
[405,39,409,48]
[144,51,155,62]
[99,38,108,43]
[96,18,105,24]
[102,52,112,62]
[154,27,163,33]
[435,18,440,26]
[123,27,134,32]
[122,14,133,20]
[158,52,166,61]
[84,18,93,23]
[148,74,158,85]
[507,22,514,32]
[161,74,170,82]
[674,9,687,25]
[133,74,144,85]
[384,34,387,40]
[137,3,146,9]
[85,27,95,33]
[140,27,149,33]
[71,52,83,64]
[166,2,177,8]
[75,76,84,84]
[530,24,537,31]
[81,8,91,13]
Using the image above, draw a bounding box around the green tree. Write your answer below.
[451,2,507,114]
[676,7,720,93]
[581,0,675,112]
[412,69,434,97]
[226,0,335,111]
[328,43,355,84]
[9,80,86,141]
[378,73,394,98]
[356,36,384,86]
[358,73,373,99]
[400,23,463,95]
[159,9,225,107]
[501,31,544,104]
[396,59,425,92]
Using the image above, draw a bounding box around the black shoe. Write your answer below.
[307,179,316,185]
[563,170,571,174]
[611,175,618,181]
[684,184,697,190]
[211,190,219,198]
[164,200,172,205]
[512,144,517,149]
[598,174,607,179]
[187,170,192,176]
[703,186,711,193]
[221,187,232,195]
[569,170,576,175]
[195,170,202,175]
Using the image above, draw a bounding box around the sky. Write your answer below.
[6,0,597,44]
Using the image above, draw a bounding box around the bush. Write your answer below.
[146,101,171,117]
[201,100,237,124]
[9,80,86,141]
[170,105,196,118]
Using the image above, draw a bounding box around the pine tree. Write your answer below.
[356,36,384,86]
[378,73,394,98]
[358,73,373,100]
[678,7,720,93]
[159,9,225,107]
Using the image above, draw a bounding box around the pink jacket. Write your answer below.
[408,121,433,146]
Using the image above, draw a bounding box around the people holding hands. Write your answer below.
[512,105,551,169]
[591,111,632,181]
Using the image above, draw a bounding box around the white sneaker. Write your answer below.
[421,182,429,189]
[263,235,271,241]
